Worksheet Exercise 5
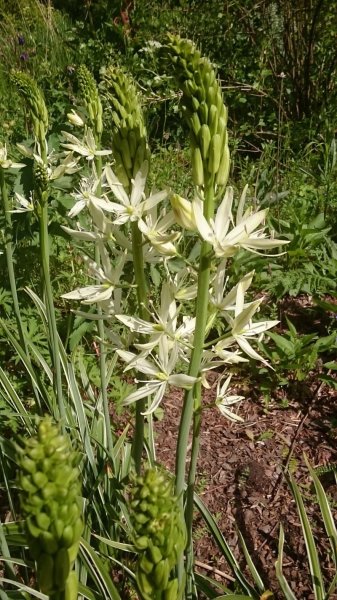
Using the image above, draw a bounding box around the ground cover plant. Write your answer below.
[1,2,337,599]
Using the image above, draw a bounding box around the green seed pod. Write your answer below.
[53,547,70,589]
[190,112,201,137]
[35,512,51,531]
[208,104,219,137]
[65,570,79,600]
[139,553,154,575]
[37,553,54,594]
[215,142,230,187]
[199,101,209,125]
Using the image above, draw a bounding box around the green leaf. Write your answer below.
[267,331,294,355]
[275,524,298,600]
[79,538,122,600]
[194,493,259,598]
[237,529,264,592]
[288,475,325,599]
[304,455,337,571]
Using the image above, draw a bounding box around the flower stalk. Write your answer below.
[102,66,152,472]
[77,65,114,457]
[0,164,27,354]
[12,72,65,422]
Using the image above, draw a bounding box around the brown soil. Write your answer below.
[154,374,337,599]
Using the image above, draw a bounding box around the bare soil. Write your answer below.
[155,382,337,598]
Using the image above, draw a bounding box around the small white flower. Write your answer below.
[116,281,195,353]
[193,187,288,258]
[215,375,245,422]
[61,128,111,161]
[0,143,25,170]
[138,207,180,256]
[62,248,125,307]
[117,337,199,415]
[104,161,167,224]
[11,192,34,213]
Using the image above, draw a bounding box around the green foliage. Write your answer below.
[256,318,336,403]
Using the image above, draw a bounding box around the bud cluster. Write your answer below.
[165,35,230,189]
[77,65,103,136]
[11,71,49,140]
[17,417,83,599]
[100,66,150,189]
[34,161,49,198]
[130,469,186,600]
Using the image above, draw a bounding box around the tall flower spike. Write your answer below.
[16,417,83,600]
[77,65,103,136]
[11,71,48,140]
[164,35,230,191]
[100,66,150,190]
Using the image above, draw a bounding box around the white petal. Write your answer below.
[123,383,159,405]
[235,335,271,367]
[130,161,148,207]
[141,383,166,415]
[192,197,213,242]
[168,373,198,388]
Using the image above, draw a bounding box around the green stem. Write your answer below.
[39,197,65,423]
[94,154,114,458]
[130,220,151,473]
[175,183,215,593]
[0,168,27,353]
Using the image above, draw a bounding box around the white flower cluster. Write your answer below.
[56,125,287,419]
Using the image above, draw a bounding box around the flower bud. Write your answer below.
[67,109,85,127]
[171,194,197,231]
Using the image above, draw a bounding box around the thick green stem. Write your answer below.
[0,168,27,352]
[130,220,151,473]
[39,198,65,423]
[94,154,114,458]
[175,183,215,593]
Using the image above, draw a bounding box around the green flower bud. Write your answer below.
[100,65,150,189]
[164,35,230,190]
[77,65,103,136]
[16,417,83,596]
[129,468,186,599]
[11,71,48,138]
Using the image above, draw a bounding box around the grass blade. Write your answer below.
[237,528,265,592]
[288,475,325,600]
[194,493,260,598]
[275,524,298,600]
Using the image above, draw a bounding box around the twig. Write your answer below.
[194,559,235,582]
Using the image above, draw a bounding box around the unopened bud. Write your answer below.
[67,110,84,127]
[171,194,197,231]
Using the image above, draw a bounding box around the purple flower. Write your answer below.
[20,52,29,61]
[18,34,25,46]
